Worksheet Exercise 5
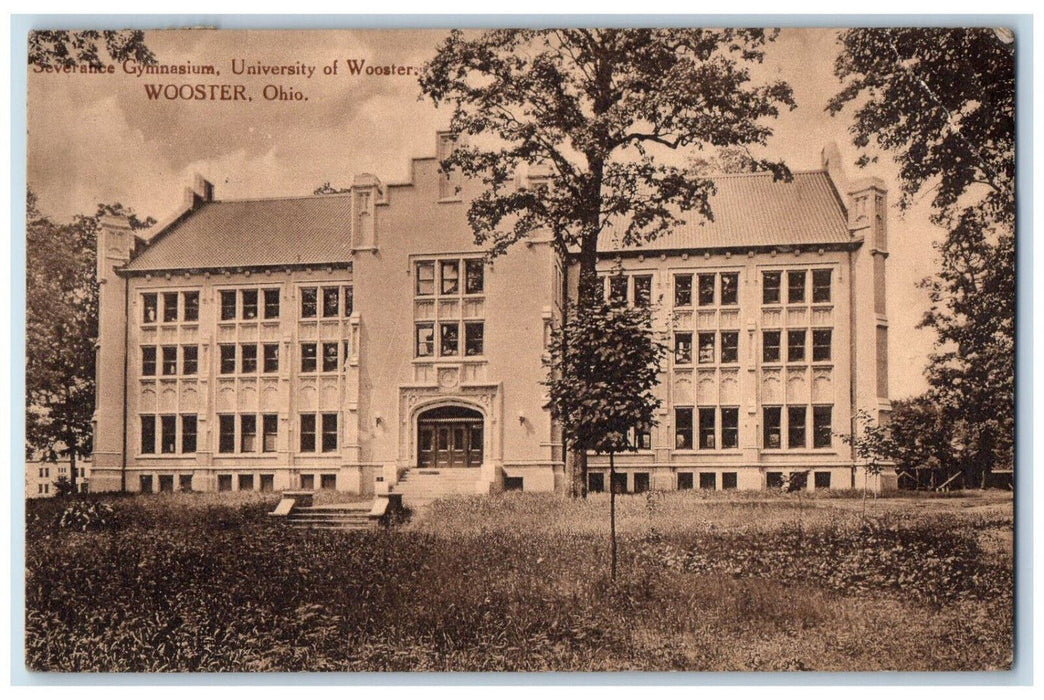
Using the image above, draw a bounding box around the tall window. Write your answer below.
[218,415,235,453]
[300,414,317,452]
[322,342,339,372]
[160,415,176,454]
[140,415,156,453]
[721,408,739,449]
[416,323,435,357]
[161,346,177,375]
[812,329,832,362]
[465,322,484,356]
[321,413,338,452]
[142,347,157,376]
[697,274,715,306]
[465,259,484,294]
[262,414,278,452]
[674,333,692,365]
[762,272,781,304]
[812,269,832,303]
[788,406,807,448]
[631,424,651,450]
[440,261,460,295]
[762,332,781,362]
[181,415,197,453]
[763,406,782,449]
[609,275,628,305]
[264,289,280,319]
[813,406,833,448]
[300,343,317,373]
[182,345,198,375]
[634,275,652,307]
[263,344,279,373]
[142,293,158,323]
[697,333,715,364]
[183,291,199,322]
[675,407,693,449]
[674,274,692,307]
[301,288,318,318]
[220,344,236,374]
[440,322,459,356]
[322,287,339,317]
[416,262,435,296]
[720,332,739,364]
[162,292,179,322]
[698,407,715,449]
[241,344,258,373]
[343,285,354,316]
[241,290,258,320]
[720,273,739,306]
[220,291,236,321]
[787,271,806,304]
[240,415,257,452]
[787,330,806,363]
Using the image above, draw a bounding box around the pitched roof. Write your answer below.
[600,170,851,253]
[122,195,353,272]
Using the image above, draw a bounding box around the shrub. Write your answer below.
[56,501,115,532]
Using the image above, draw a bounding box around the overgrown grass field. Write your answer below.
[25,489,1013,672]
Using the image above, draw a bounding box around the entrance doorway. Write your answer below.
[417,405,483,469]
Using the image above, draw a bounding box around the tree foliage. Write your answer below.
[26,191,154,485]
[313,182,351,195]
[420,28,795,304]
[545,299,666,456]
[829,28,1015,480]
[544,294,666,577]
[28,30,155,69]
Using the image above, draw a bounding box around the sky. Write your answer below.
[25,27,945,398]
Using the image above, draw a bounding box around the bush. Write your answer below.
[56,501,115,532]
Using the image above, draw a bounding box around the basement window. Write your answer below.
[588,473,605,493]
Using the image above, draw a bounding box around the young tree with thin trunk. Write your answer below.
[545,298,666,580]
[421,28,795,494]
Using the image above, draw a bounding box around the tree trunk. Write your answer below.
[70,449,77,495]
[609,449,617,581]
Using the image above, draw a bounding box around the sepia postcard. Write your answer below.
[22,24,1016,674]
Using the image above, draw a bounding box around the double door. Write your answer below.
[418,419,483,469]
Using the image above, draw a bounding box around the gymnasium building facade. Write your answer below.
[91,134,892,495]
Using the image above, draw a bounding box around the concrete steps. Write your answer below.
[286,502,375,531]
[392,468,484,507]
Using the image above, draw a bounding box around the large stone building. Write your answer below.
[92,135,891,496]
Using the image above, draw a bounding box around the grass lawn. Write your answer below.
[25,489,1012,672]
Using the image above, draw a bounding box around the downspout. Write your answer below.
[120,274,129,492]
[848,247,857,489]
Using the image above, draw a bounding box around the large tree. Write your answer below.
[420,29,794,303]
[829,28,1015,484]
[421,29,795,493]
[28,30,154,69]
[26,192,154,490]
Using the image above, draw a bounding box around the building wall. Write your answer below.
[92,138,888,495]
[100,265,358,494]
[584,248,859,491]
[352,152,562,494]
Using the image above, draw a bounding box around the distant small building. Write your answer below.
[92,134,891,496]
[25,459,89,498]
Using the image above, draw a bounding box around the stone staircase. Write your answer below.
[285,502,376,531]
[391,468,484,507]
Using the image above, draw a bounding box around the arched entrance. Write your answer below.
[416,405,483,469]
